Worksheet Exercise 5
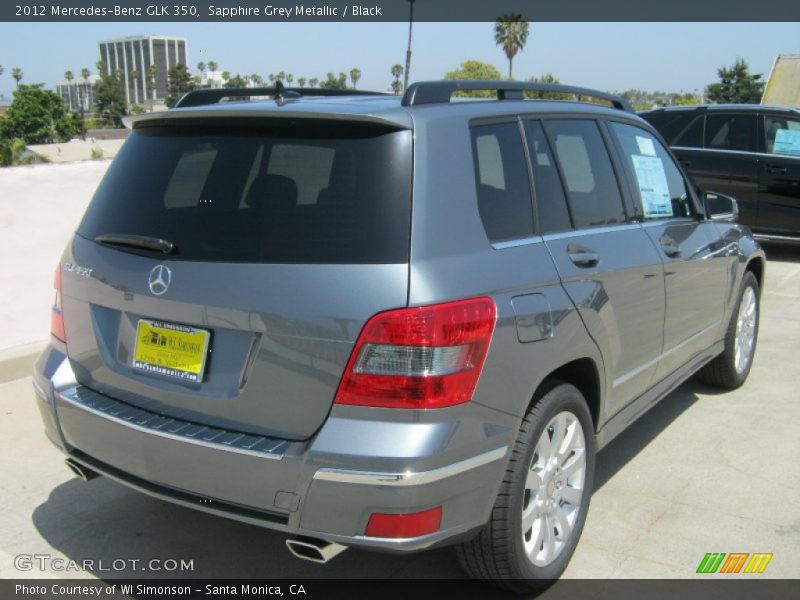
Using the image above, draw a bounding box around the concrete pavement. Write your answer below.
[0,246,798,581]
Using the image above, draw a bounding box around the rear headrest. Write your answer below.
[246,174,298,211]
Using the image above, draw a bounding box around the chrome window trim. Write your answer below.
[542,222,641,241]
[492,236,543,250]
[672,146,799,160]
[313,446,508,486]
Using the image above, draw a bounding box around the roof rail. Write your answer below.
[401,80,634,113]
[173,84,391,108]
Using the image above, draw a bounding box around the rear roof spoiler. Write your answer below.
[401,80,634,113]
[172,82,390,108]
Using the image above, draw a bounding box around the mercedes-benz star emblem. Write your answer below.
[148,265,172,296]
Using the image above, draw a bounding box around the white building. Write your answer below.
[56,76,100,113]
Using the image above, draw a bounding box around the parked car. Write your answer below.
[33,81,765,591]
[641,104,800,242]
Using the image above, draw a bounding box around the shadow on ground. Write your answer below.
[761,242,800,264]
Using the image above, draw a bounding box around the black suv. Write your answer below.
[641,105,800,242]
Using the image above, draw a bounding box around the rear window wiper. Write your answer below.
[94,233,177,254]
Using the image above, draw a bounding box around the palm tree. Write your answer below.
[207,61,218,74]
[0,65,4,78]
[221,71,230,84]
[12,67,23,87]
[390,64,404,94]
[276,71,286,82]
[309,77,319,88]
[494,15,530,79]
[350,68,361,89]
[197,61,206,74]
[146,64,157,111]
[130,68,140,104]
[64,70,75,110]
[298,77,306,88]
[286,74,293,85]
[78,68,91,138]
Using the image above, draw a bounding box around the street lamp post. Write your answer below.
[403,0,415,92]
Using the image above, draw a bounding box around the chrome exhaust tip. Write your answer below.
[65,458,100,481]
[285,537,347,564]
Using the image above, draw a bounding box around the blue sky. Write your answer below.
[0,22,797,98]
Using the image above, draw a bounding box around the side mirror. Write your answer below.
[704,192,739,222]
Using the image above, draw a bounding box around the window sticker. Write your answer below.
[632,155,673,218]
[773,129,800,156]
[636,135,657,157]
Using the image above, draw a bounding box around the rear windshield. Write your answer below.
[78,120,413,263]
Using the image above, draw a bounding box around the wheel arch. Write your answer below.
[531,358,602,433]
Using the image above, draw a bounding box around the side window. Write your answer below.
[765,115,800,156]
[523,120,572,233]
[609,122,694,220]
[545,120,626,228]
[673,115,704,148]
[471,122,535,243]
[704,113,757,152]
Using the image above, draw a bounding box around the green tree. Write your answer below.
[706,58,764,104]
[390,64,404,94]
[0,65,4,78]
[207,61,218,73]
[166,63,196,106]
[494,14,530,79]
[197,61,206,75]
[94,64,127,127]
[309,77,319,88]
[64,70,75,110]
[251,74,263,86]
[0,137,39,166]
[286,73,294,85]
[145,65,157,112]
[320,72,348,89]
[223,73,249,88]
[221,71,230,84]
[350,68,361,89]
[0,84,80,144]
[297,77,307,88]
[443,60,503,97]
[11,67,23,87]
[526,73,571,100]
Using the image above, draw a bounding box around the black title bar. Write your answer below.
[3,0,800,22]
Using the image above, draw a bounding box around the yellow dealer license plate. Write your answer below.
[133,320,210,382]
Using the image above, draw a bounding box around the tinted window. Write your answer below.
[545,120,626,228]
[704,113,757,152]
[78,122,412,264]
[642,111,697,145]
[673,115,704,148]
[610,122,694,219]
[471,122,535,243]
[523,121,572,233]
[764,114,800,155]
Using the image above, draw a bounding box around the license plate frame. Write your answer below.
[133,319,211,383]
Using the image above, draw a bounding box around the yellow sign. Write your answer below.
[133,320,210,382]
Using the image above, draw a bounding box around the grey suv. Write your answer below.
[33,81,764,590]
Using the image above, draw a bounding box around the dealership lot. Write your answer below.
[0,245,797,580]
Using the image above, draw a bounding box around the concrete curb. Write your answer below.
[0,341,47,384]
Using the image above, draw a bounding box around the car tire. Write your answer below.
[456,380,595,592]
[698,271,760,390]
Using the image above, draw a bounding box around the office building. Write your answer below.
[56,76,100,113]
[98,36,188,105]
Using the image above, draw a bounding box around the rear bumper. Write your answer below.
[34,344,514,553]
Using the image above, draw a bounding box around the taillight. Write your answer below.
[51,264,66,342]
[365,507,443,538]
[334,297,496,409]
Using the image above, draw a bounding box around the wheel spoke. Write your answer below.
[561,485,583,506]
[550,413,566,458]
[542,516,555,559]
[560,448,585,478]
[522,503,540,534]
[536,429,552,460]
[557,422,578,463]
[554,506,572,540]
[529,519,544,556]
[525,468,542,491]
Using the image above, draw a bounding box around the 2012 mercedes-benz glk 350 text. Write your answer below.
[33,81,765,591]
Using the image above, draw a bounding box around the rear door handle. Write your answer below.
[567,244,600,267]
[767,164,788,175]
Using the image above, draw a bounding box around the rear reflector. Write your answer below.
[51,265,66,343]
[334,297,496,409]
[365,507,442,538]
